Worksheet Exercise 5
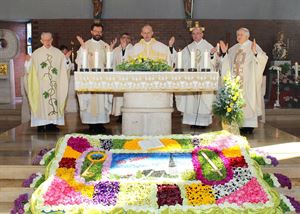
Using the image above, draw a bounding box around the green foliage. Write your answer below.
[279,199,291,212]
[173,138,193,149]
[81,157,103,182]
[51,67,58,75]
[111,139,128,149]
[34,175,45,188]
[181,169,196,180]
[263,173,275,187]
[212,73,245,125]
[250,153,267,165]
[40,62,47,69]
[198,149,227,181]
[44,151,55,166]
[116,56,172,71]
[42,91,50,99]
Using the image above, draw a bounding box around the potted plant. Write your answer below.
[212,73,245,135]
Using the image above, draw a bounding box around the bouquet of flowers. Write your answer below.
[213,73,245,126]
[116,56,172,71]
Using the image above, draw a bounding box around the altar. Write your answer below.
[74,72,219,135]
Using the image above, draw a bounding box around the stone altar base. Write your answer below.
[122,92,173,136]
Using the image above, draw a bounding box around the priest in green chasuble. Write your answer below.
[220,28,268,134]
[25,32,69,131]
[129,24,176,65]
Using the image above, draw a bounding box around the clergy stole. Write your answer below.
[129,38,174,65]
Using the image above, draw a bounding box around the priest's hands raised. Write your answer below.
[251,39,257,55]
[110,38,118,51]
[76,36,85,48]
[219,40,228,53]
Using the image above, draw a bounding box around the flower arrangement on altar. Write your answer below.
[116,55,172,71]
[213,73,245,128]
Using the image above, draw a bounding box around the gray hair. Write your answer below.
[40,32,53,40]
[237,28,250,37]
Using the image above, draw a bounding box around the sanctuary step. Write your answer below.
[0,103,21,134]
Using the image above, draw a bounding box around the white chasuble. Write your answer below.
[111,44,133,116]
[221,40,268,127]
[25,46,69,127]
[176,39,218,126]
[129,38,175,66]
[75,39,113,124]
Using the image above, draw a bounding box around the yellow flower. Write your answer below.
[63,146,82,159]
[230,103,234,107]
[227,107,232,112]
[222,145,242,157]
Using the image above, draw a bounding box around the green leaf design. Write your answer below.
[40,62,47,69]
[42,91,50,99]
[54,100,57,106]
[51,68,58,75]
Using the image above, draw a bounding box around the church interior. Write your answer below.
[1,0,300,213]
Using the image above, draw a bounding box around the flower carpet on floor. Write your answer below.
[15,131,300,213]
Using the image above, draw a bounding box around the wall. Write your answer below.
[31,19,300,63]
[1,0,300,20]
[0,21,26,98]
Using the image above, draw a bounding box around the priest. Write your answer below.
[111,33,133,118]
[75,23,113,133]
[25,32,69,132]
[220,27,268,134]
[176,27,219,128]
[129,24,175,65]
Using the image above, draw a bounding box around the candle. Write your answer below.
[82,49,88,68]
[190,50,195,68]
[94,51,99,68]
[106,51,111,69]
[217,43,220,54]
[177,50,182,69]
[295,62,298,81]
[203,49,209,69]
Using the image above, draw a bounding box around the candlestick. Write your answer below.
[177,50,182,69]
[203,49,209,69]
[94,51,99,68]
[190,50,195,68]
[106,51,112,69]
[217,43,220,54]
[82,49,88,69]
[295,62,298,82]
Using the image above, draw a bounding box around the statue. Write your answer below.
[272,31,288,60]
[183,0,193,19]
[92,0,103,19]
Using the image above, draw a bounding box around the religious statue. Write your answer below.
[92,0,103,19]
[183,0,193,19]
[272,31,288,60]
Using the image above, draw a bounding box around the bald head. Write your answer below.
[141,24,154,42]
[236,28,250,44]
[191,27,203,43]
[40,32,53,49]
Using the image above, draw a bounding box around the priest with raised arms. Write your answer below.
[220,27,268,134]
[76,23,114,133]
[25,32,69,132]
[176,27,219,128]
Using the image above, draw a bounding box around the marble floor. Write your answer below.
[0,112,299,165]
